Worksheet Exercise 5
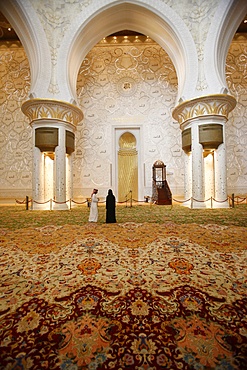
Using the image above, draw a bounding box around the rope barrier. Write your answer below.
[14,194,247,209]
[235,196,247,204]
[71,200,88,204]
[212,197,228,203]
[172,198,191,203]
[32,199,51,204]
[53,199,70,204]
[193,198,209,203]
[15,199,26,204]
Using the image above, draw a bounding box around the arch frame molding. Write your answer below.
[58,0,198,104]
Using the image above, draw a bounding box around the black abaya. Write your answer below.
[106,189,116,223]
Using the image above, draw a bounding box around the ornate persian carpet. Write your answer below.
[0,221,247,369]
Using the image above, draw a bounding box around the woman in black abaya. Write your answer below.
[106,189,116,223]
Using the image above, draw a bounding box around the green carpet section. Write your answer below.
[0,203,246,229]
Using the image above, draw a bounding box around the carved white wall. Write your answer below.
[0,32,246,200]
[74,37,180,199]
[226,34,247,194]
[0,0,247,201]
[0,43,32,199]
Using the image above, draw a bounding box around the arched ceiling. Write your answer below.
[0,4,246,102]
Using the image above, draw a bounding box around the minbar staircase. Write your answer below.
[156,180,172,205]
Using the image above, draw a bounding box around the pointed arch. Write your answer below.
[0,0,51,97]
[204,0,247,93]
[58,0,198,103]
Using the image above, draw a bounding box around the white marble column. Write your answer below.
[66,152,73,202]
[184,152,192,207]
[32,145,45,209]
[44,154,54,201]
[54,126,68,210]
[204,152,215,207]
[22,98,83,211]
[191,121,205,208]
[214,139,229,208]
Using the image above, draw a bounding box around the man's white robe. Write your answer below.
[89,193,98,222]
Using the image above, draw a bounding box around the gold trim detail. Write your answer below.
[172,94,236,126]
[21,98,84,127]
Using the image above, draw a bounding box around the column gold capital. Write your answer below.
[21,98,83,127]
[172,94,236,127]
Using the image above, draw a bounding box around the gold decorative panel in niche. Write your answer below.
[118,132,138,202]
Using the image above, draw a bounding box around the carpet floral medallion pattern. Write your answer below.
[0,222,247,369]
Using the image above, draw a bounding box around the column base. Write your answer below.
[181,200,192,208]
[181,199,207,209]
[53,202,69,210]
[212,200,229,209]
[32,201,52,211]
[190,200,207,209]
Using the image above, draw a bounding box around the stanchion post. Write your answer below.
[232,193,234,208]
[211,196,213,209]
[50,199,52,211]
[26,196,29,210]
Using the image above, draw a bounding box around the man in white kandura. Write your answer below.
[89,188,99,222]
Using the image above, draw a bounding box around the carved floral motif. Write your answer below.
[172,94,236,127]
[21,98,83,127]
